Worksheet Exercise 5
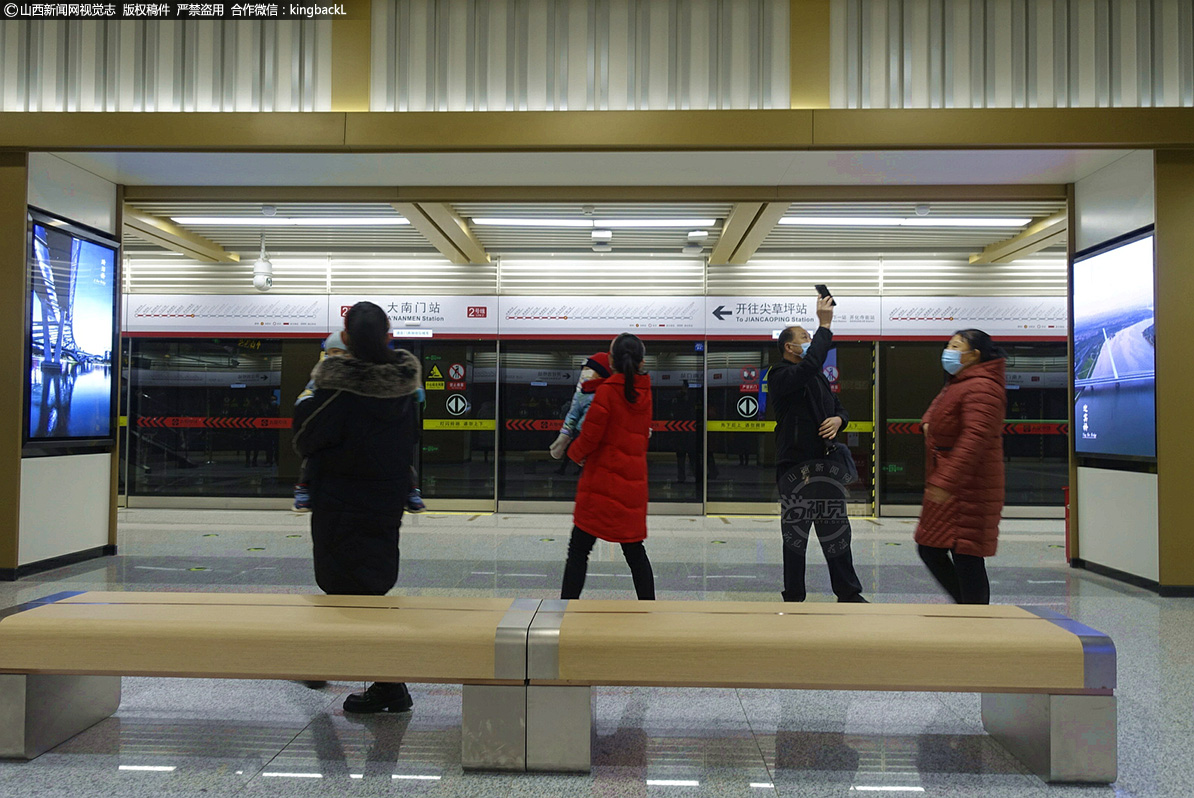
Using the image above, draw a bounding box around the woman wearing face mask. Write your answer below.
[915,329,1007,605]
[559,333,655,600]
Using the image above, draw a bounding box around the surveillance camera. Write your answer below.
[253,257,273,292]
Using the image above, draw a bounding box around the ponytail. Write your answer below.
[344,301,397,365]
[610,333,646,403]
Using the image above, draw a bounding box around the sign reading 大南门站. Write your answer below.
[331,296,498,336]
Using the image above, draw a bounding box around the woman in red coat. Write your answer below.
[915,329,1007,605]
[560,333,655,600]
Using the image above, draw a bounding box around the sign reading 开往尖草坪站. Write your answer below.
[497,296,704,336]
[706,296,882,337]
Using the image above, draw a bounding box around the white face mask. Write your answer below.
[941,348,964,374]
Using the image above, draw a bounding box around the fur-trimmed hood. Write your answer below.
[312,351,421,398]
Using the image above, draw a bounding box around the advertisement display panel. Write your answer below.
[26,209,119,446]
[1073,232,1156,460]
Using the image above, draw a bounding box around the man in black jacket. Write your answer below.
[769,296,866,603]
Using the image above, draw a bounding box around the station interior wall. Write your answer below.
[20,153,117,566]
[1072,150,1158,583]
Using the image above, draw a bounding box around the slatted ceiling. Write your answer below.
[122,254,492,295]
[762,200,1068,254]
[707,259,884,295]
[882,258,1068,296]
[0,19,331,112]
[329,256,497,294]
[123,202,433,255]
[122,256,332,295]
[708,256,1067,297]
[372,0,790,112]
[499,258,706,295]
[832,0,1194,109]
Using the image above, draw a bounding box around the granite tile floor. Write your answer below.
[0,509,1188,797]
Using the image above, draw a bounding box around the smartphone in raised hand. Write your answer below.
[814,284,836,306]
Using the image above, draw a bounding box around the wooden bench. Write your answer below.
[525,599,1117,783]
[0,591,539,770]
[0,593,1116,783]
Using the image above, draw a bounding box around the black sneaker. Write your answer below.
[301,680,328,689]
[342,682,413,714]
[838,594,869,603]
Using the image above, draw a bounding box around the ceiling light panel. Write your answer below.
[778,217,1031,227]
[471,217,716,228]
[458,201,730,253]
[171,217,410,226]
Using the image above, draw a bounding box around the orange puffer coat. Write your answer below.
[914,358,1007,557]
[568,373,653,543]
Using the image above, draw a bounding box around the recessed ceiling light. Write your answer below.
[471,218,717,228]
[778,217,1030,227]
[171,217,409,226]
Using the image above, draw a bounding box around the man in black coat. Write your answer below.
[768,296,866,603]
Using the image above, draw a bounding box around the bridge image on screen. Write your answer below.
[1073,236,1156,459]
[28,221,115,441]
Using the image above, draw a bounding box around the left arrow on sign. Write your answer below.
[712,305,733,321]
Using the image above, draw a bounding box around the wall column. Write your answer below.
[331,0,373,112]
[790,0,832,109]
[1154,150,1194,594]
[0,154,29,574]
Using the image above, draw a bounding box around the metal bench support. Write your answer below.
[461,684,527,771]
[981,693,1117,783]
[0,674,121,760]
[527,685,592,771]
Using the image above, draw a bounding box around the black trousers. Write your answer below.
[917,544,990,605]
[779,472,864,602]
[560,525,655,600]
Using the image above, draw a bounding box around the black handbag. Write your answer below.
[803,380,858,486]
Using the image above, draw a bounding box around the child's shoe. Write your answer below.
[293,484,311,513]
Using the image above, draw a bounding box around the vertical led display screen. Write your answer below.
[1073,232,1156,460]
[26,210,119,446]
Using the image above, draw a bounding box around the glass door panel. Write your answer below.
[498,340,705,507]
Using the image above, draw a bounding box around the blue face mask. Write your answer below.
[800,342,811,357]
[941,349,964,375]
